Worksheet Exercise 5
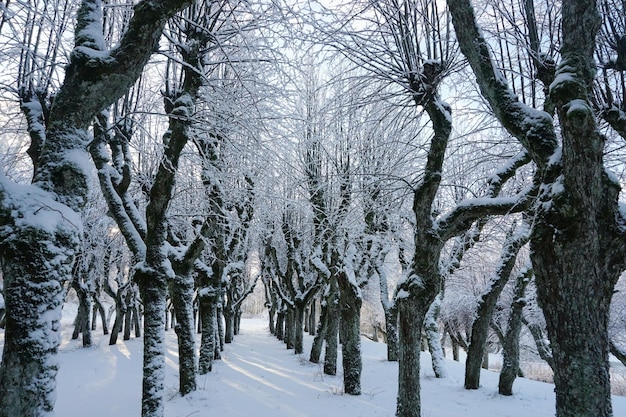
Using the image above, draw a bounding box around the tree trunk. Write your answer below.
[72,286,92,347]
[217,303,225,353]
[268,304,276,335]
[0,234,74,417]
[168,274,196,395]
[234,310,242,335]
[93,296,109,334]
[294,304,305,354]
[452,339,459,361]
[310,303,327,363]
[123,290,133,341]
[384,305,399,361]
[481,349,489,370]
[137,276,168,417]
[499,270,531,395]
[109,288,127,345]
[523,318,553,368]
[396,299,428,417]
[425,294,446,378]
[133,305,141,338]
[338,273,362,395]
[198,290,218,374]
[309,301,316,336]
[533,246,615,417]
[323,284,339,376]
[224,307,234,344]
[285,308,296,349]
[276,309,285,341]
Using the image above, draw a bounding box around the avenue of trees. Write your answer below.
[1,1,626,417]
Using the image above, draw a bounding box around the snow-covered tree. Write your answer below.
[448,1,626,416]
[0,1,192,416]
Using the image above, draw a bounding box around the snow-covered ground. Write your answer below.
[2,315,626,417]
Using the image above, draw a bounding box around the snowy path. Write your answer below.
[41,317,626,416]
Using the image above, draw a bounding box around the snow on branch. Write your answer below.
[447,0,557,167]
[0,171,81,238]
[601,103,626,140]
[75,0,106,51]
[435,188,533,241]
[310,244,331,279]
[485,150,532,197]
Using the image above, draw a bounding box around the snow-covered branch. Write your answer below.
[435,188,532,242]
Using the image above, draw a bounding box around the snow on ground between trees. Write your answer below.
[2,315,625,417]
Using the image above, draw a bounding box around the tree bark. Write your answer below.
[396,299,427,417]
[234,310,241,335]
[217,303,225,353]
[224,306,234,344]
[384,305,399,362]
[323,280,339,376]
[425,294,446,378]
[137,275,167,417]
[72,281,93,347]
[338,270,362,395]
[268,304,276,335]
[0,232,74,417]
[276,309,285,341]
[309,301,316,336]
[168,274,196,395]
[123,290,133,341]
[92,296,109,334]
[198,290,218,374]
[294,304,305,354]
[309,302,327,363]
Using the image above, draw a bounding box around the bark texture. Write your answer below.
[136,275,167,417]
[169,274,196,395]
[396,299,427,417]
[198,287,219,375]
[338,261,363,395]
